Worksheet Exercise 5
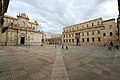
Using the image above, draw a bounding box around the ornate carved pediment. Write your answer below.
[20,33,26,37]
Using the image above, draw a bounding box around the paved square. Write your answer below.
[0,45,120,80]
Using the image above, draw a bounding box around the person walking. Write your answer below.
[66,46,68,50]
[62,45,64,49]
[115,41,119,50]
[110,41,113,46]
[108,44,112,51]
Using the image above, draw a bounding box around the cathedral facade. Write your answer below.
[0,13,42,46]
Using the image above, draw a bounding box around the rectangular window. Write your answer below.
[87,32,89,36]
[69,39,71,42]
[64,39,65,42]
[11,23,13,27]
[87,38,89,42]
[82,33,84,36]
[69,34,71,37]
[98,22,100,25]
[66,35,68,38]
[72,39,74,42]
[82,25,84,28]
[92,38,94,42]
[109,25,112,29]
[92,23,94,26]
[82,39,84,42]
[64,35,65,38]
[92,31,94,35]
[72,34,74,37]
[98,30,101,35]
[87,24,88,27]
[66,39,68,42]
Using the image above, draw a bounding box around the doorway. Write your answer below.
[76,39,79,46]
[20,37,25,44]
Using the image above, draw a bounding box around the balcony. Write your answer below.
[75,36,80,39]
[75,33,80,39]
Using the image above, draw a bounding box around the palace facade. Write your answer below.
[0,13,42,46]
[44,34,62,45]
[62,18,117,46]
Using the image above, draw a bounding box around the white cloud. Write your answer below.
[6,0,118,35]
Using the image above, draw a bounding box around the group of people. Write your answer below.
[62,45,68,50]
[108,41,119,51]
[55,45,69,50]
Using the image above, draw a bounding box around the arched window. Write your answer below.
[110,32,113,36]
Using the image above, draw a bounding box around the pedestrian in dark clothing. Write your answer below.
[116,45,119,50]
[108,44,112,51]
[66,46,68,50]
[41,44,43,47]
[110,41,113,46]
[62,45,64,49]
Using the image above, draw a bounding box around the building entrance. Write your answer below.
[20,37,25,44]
[76,39,79,46]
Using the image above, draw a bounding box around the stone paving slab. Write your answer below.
[0,45,120,80]
[0,46,56,80]
[61,46,120,80]
[50,48,69,80]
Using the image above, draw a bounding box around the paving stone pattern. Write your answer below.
[0,45,120,80]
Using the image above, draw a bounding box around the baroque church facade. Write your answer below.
[0,13,42,46]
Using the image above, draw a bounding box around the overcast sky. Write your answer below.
[6,0,118,35]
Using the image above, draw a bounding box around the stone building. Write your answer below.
[62,18,117,46]
[117,17,120,41]
[0,0,10,25]
[44,35,52,44]
[44,34,62,45]
[0,13,42,46]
